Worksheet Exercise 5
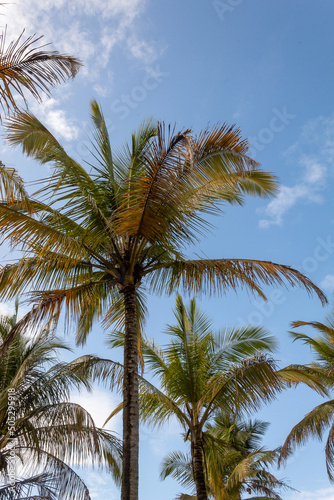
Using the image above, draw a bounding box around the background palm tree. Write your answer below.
[0,303,122,500]
[0,102,326,500]
[108,295,286,500]
[161,412,292,499]
[279,315,334,481]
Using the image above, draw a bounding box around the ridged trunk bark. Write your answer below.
[121,285,139,500]
[191,426,208,500]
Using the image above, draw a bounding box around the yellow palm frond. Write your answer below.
[279,399,334,466]
[148,257,327,304]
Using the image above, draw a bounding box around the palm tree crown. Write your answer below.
[0,304,122,500]
[131,295,285,500]
[0,101,326,500]
[280,315,334,481]
[161,412,292,499]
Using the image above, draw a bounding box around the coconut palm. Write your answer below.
[0,304,122,500]
[161,412,292,500]
[0,102,326,500]
[108,295,285,500]
[279,314,334,481]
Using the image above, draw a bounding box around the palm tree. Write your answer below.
[0,102,326,500]
[161,413,292,499]
[0,304,122,499]
[279,315,334,481]
[0,26,81,118]
[108,295,286,500]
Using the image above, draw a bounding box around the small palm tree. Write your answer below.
[117,295,286,500]
[279,315,334,481]
[161,413,292,499]
[0,103,326,500]
[0,304,122,500]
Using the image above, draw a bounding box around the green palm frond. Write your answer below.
[0,29,81,117]
[279,399,334,464]
[160,451,194,489]
[280,315,334,481]
[0,308,122,498]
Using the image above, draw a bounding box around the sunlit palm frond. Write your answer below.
[148,258,327,304]
[212,326,277,368]
[0,311,122,498]
[201,355,282,421]
[279,399,334,465]
[89,99,115,181]
[277,364,327,395]
[0,162,33,212]
[115,123,193,243]
[0,30,81,118]
[0,200,88,259]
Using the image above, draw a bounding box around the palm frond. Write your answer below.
[0,30,81,117]
[279,399,334,465]
[148,258,327,304]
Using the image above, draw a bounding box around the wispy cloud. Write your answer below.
[30,97,80,141]
[259,113,334,228]
[288,488,334,500]
[71,387,122,433]
[1,0,163,72]
[320,274,334,292]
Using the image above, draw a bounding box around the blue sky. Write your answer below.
[2,0,334,498]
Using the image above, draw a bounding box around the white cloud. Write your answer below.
[259,184,312,228]
[1,0,161,72]
[320,275,334,292]
[259,112,334,228]
[288,487,334,500]
[84,471,119,499]
[30,97,80,141]
[71,387,122,433]
[0,301,14,317]
[93,84,109,98]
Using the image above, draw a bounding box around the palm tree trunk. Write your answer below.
[121,285,139,500]
[191,426,208,500]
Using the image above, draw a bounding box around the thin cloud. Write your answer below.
[1,0,162,72]
[320,274,334,292]
[259,113,334,228]
[71,387,122,433]
[288,488,334,500]
[30,97,80,141]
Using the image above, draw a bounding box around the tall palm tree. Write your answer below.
[0,26,81,118]
[0,304,122,499]
[107,295,286,500]
[279,315,334,480]
[161,413,292,499]
[0,102,326,500]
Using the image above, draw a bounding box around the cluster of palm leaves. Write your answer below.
[0,303,122,499]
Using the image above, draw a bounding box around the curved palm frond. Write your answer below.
[148,258,327,304]
[279,315,334,481]
[0,29,81,117]
[0,308,122,499]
